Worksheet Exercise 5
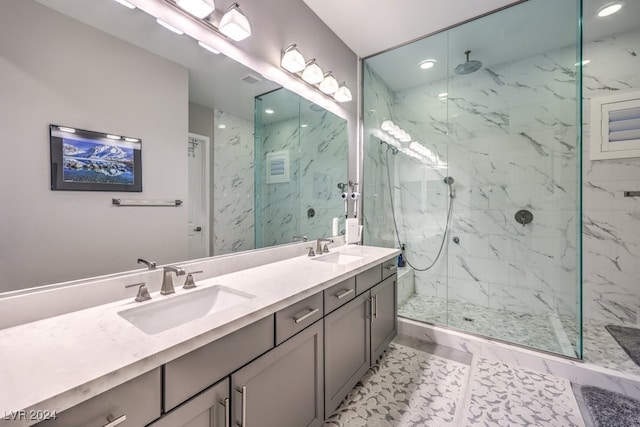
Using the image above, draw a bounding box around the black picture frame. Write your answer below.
[50,124,142,192]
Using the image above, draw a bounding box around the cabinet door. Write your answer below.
[149,378,229,427]
[231,321,323,427]
[324,292,370,416]
[370,274,397,363]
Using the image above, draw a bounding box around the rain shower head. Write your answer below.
[443,176,455,185]
[454,50,482,75]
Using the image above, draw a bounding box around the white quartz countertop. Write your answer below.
[0,244,399,426]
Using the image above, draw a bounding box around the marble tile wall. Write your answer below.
[582,29,640,325]
[257,109,347,246]
[212,110,255,255]
[364,41,580,326]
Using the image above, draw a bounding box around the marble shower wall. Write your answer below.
[212,110,255,255]
[582,28,640,325]
[364,42,580,323]
[257,108,347,246]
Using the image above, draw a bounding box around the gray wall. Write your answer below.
[0,0,189,291]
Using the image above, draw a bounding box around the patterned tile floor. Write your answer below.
[398,293,640,376]
[398,294,569,355]
[325,339,586,427]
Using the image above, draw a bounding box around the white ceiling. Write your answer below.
[303,0,522,58]
[306,0,640,93]
[35,0,280,121]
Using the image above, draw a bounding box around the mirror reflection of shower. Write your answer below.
[381,137,455,272]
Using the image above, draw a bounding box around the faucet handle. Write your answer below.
[137,258,157,270]
[306,247,316,257]
[125,282,152,302]
[183,270,203,289]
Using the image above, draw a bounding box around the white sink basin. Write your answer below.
[119,285,255,335]
[311,252,364,265]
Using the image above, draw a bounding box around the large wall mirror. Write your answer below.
[0,0,348,293]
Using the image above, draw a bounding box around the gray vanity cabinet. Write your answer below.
[231,320,324,427]
[148,378,229,427]
[370,274,397,362]
[323,292,371,416]
[35,368,161,427]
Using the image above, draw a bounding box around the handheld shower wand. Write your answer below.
[444,176,455,198]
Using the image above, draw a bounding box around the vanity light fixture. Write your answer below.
[219,3,251,41]
[156,18,184,35]
[380,120,395,132]
[597,2,623,17]
[198,40,220,54]
[176,0,215,19]
[280,44,352,102]
[419,59,437,70]
[281,45,306,73]
[113,0,136,9]
[107,134,122,140]
[333,83,352,103]
[58,126,76,133]
[301,59,324,84]
[319,72,339,95]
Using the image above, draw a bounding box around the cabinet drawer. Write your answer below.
[382,257,398,279]
[164,315,274,411]
[323,277,356,314]
[149,378,229,427]
[276,292,323,345]
[36,368,161,427]
[355,264,382,295]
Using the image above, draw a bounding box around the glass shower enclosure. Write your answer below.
[363,0,582,357]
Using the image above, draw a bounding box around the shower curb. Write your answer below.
[398,318,640,400]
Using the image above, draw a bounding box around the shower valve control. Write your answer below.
[452,236,460,244]
[515,209,533,227]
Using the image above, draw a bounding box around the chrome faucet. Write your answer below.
[161,266,185,295]
[316,238,334,254]
[137,258,157,270]
[293,235,308,242]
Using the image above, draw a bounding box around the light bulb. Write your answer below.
[302,60,323,84]
[219,3,251,41]
[333,83,352,102]
[319,72,339,94]
[281,45,305,73]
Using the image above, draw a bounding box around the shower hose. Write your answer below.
[384,146,454,272]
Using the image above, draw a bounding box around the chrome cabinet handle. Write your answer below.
[335,288,354,300]
[220,397,230,427]
[372,295,378,319]
[294,307,320,324]
[236,386,247,427]
[103,414,126,427]
[385,264,397,271]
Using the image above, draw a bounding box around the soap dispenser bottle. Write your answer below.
[398,244,406,267]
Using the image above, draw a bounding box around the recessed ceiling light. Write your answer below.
[218,124,227,129]
[265,109,274,114]
[419,59,437,70]
[112,0,136,9]
[156,19,184,35]
[597,2,623,17]
[198,41,220,54]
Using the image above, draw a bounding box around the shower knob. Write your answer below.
[452,236,460,244]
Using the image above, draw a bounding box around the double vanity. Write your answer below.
[0,243,399,427]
